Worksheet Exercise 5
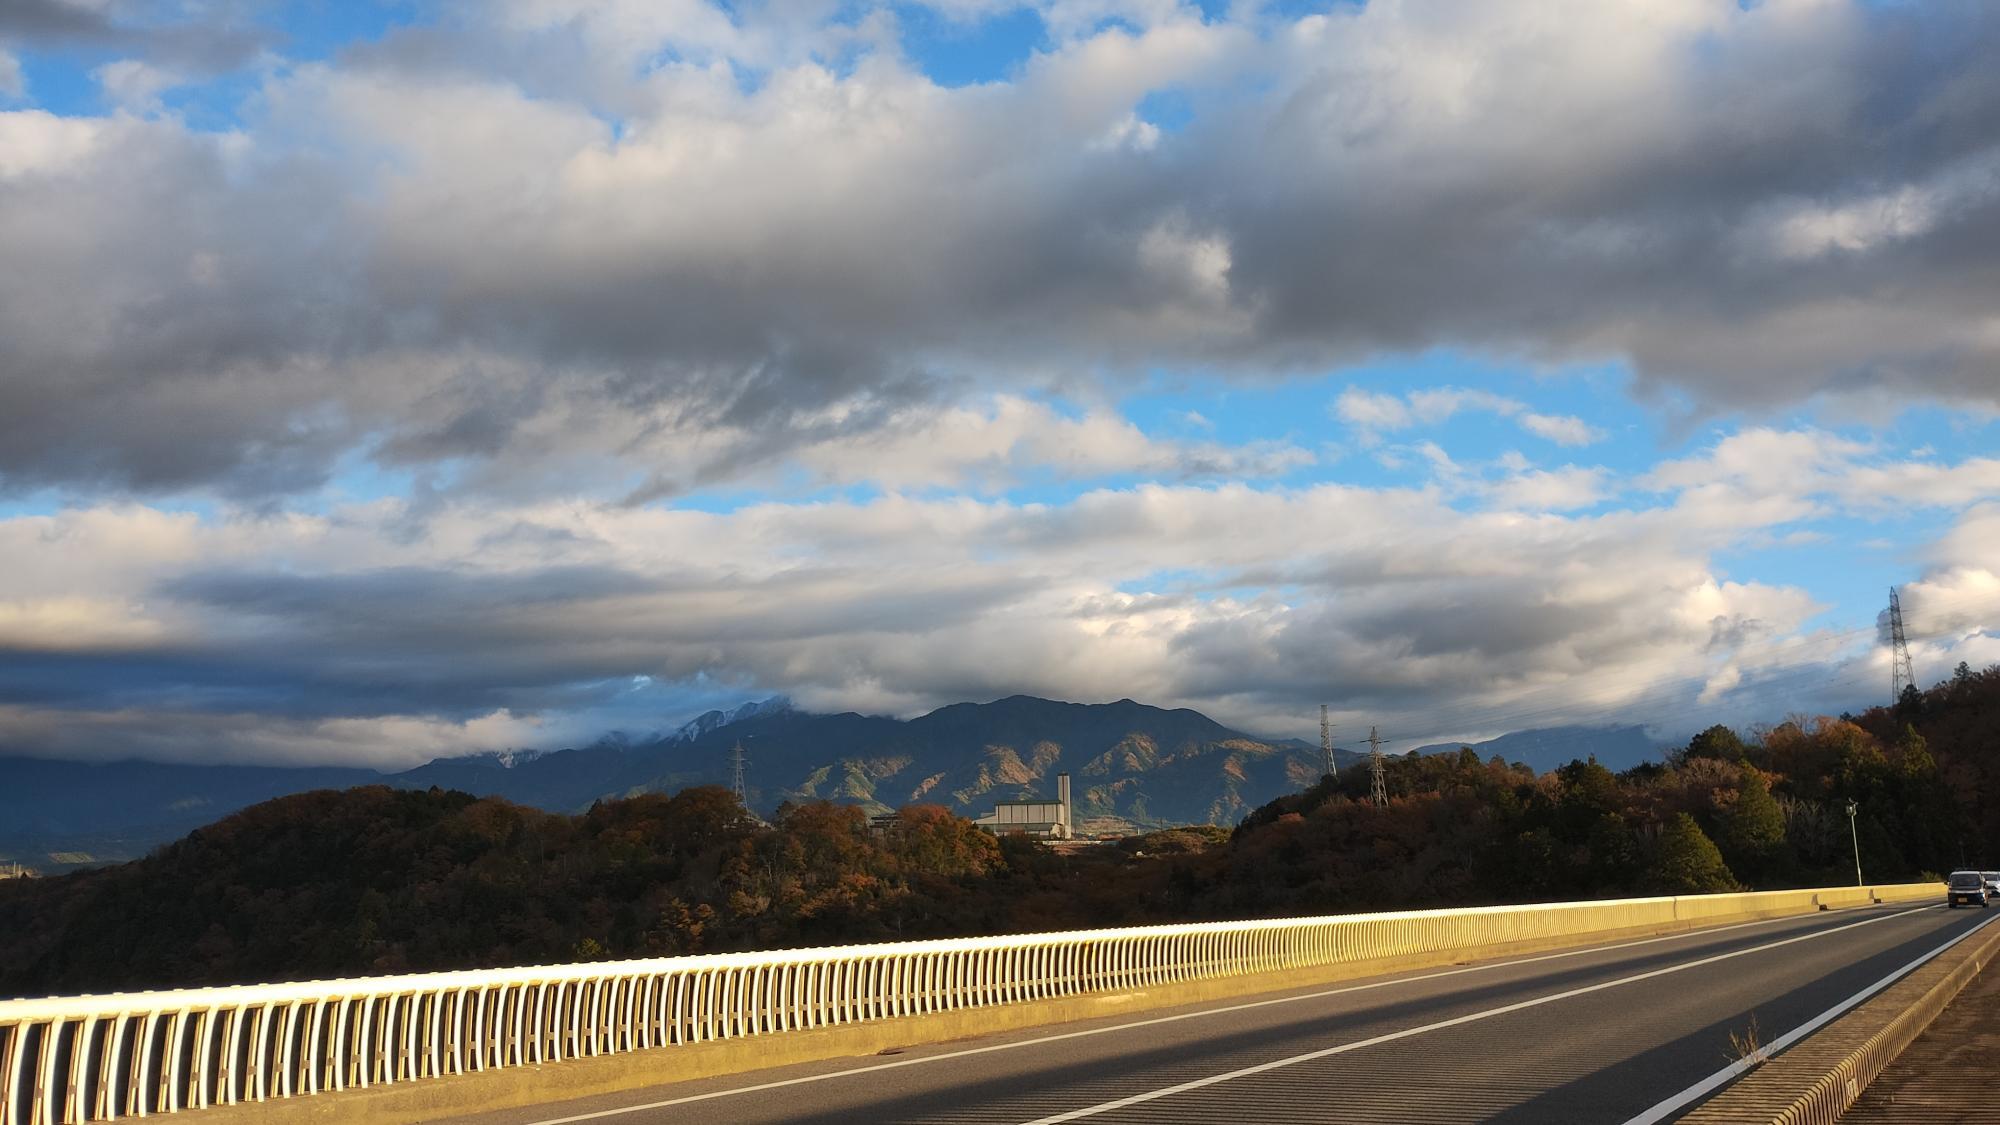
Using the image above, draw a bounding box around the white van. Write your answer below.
[1947,870,1990,908]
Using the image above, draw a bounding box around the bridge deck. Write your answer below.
[444,903,1987,1125]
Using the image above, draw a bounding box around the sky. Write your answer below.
[1,0,1998,770]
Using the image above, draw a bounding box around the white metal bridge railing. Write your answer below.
[0,883,1936,1124]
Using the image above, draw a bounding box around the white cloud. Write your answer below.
[1767,185,1940,261]
[1901,566,2000,638]
[778,395,1312,492]
[1696,663,1741,707]
[1334,388,1413,430]
[1338,387,1605,447]
[1519,412,1606,446]
[1486,465,1610,511]
[1932,503,2000,570]
[0,49,24,100]
[1839,457,2000,509]
[1406,388,1520,423]
[1642,428,1871,497]
[0,110,108,178]
[1642,430,2000,532]
[91,59,183,113]
[1090,112,1160,152]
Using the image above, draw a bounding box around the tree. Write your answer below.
[884,804,1002,877]
[1556,758,1620,816]
[1683,725,1747,763]
[1649,813,1736,894]
[1893,725,1936,778]
[1721,769,1786,881]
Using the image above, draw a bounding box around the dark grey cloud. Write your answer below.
[0,557,1048,732]
[0,0,117,39]
[0,0,269,71]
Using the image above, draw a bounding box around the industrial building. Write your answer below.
[973,773,1073,839]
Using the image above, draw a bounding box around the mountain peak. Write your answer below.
[670,696,793,744]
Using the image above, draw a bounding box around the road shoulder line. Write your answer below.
[1669,908,2000,1124]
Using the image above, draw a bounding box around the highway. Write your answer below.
[450,902,1992,1125]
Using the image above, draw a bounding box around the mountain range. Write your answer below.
[1410,725,1665,774]
[0,696,1662,869]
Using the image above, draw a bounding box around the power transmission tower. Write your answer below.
[729,740,749,805]
[1319,704,1337,781]
[1888,586,1916,705]
[1368,726,1388,807]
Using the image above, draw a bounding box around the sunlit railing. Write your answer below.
[0,882,1938,1123]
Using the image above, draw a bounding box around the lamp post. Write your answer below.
[1846,799,1863,887]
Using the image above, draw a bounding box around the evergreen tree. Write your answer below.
[1894,725,1936,778]
[1721,768,1786,881]
[1683,725,1747,762]
[1650,813,1736,893]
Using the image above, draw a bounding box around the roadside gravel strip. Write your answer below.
[1845,937,2000,1122]
[1680,908,2000,1125]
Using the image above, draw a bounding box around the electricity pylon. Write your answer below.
[729,740,749,805]
[1368,726,1388,807]
[1888,586,1917,705]
[1320,704,1337,781]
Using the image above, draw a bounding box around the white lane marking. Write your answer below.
[1012,906,1932,1124]
[517,905,1917,1125]
[1617,910,2000,1125]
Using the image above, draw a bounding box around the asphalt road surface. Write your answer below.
[448,902,1993,1125]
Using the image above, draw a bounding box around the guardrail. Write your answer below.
[0,882,1939,1124]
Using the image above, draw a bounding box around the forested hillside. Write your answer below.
[3,666,1993,999]
[1219,666,1998,914]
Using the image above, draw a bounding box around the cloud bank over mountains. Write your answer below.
[1,0,1997,765]
[3,428,1996,766]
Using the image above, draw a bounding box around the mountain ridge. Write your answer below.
[1410,725,1665,773]
[0,698,1662,866]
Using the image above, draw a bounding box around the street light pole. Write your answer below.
[1846,799,1863,887]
